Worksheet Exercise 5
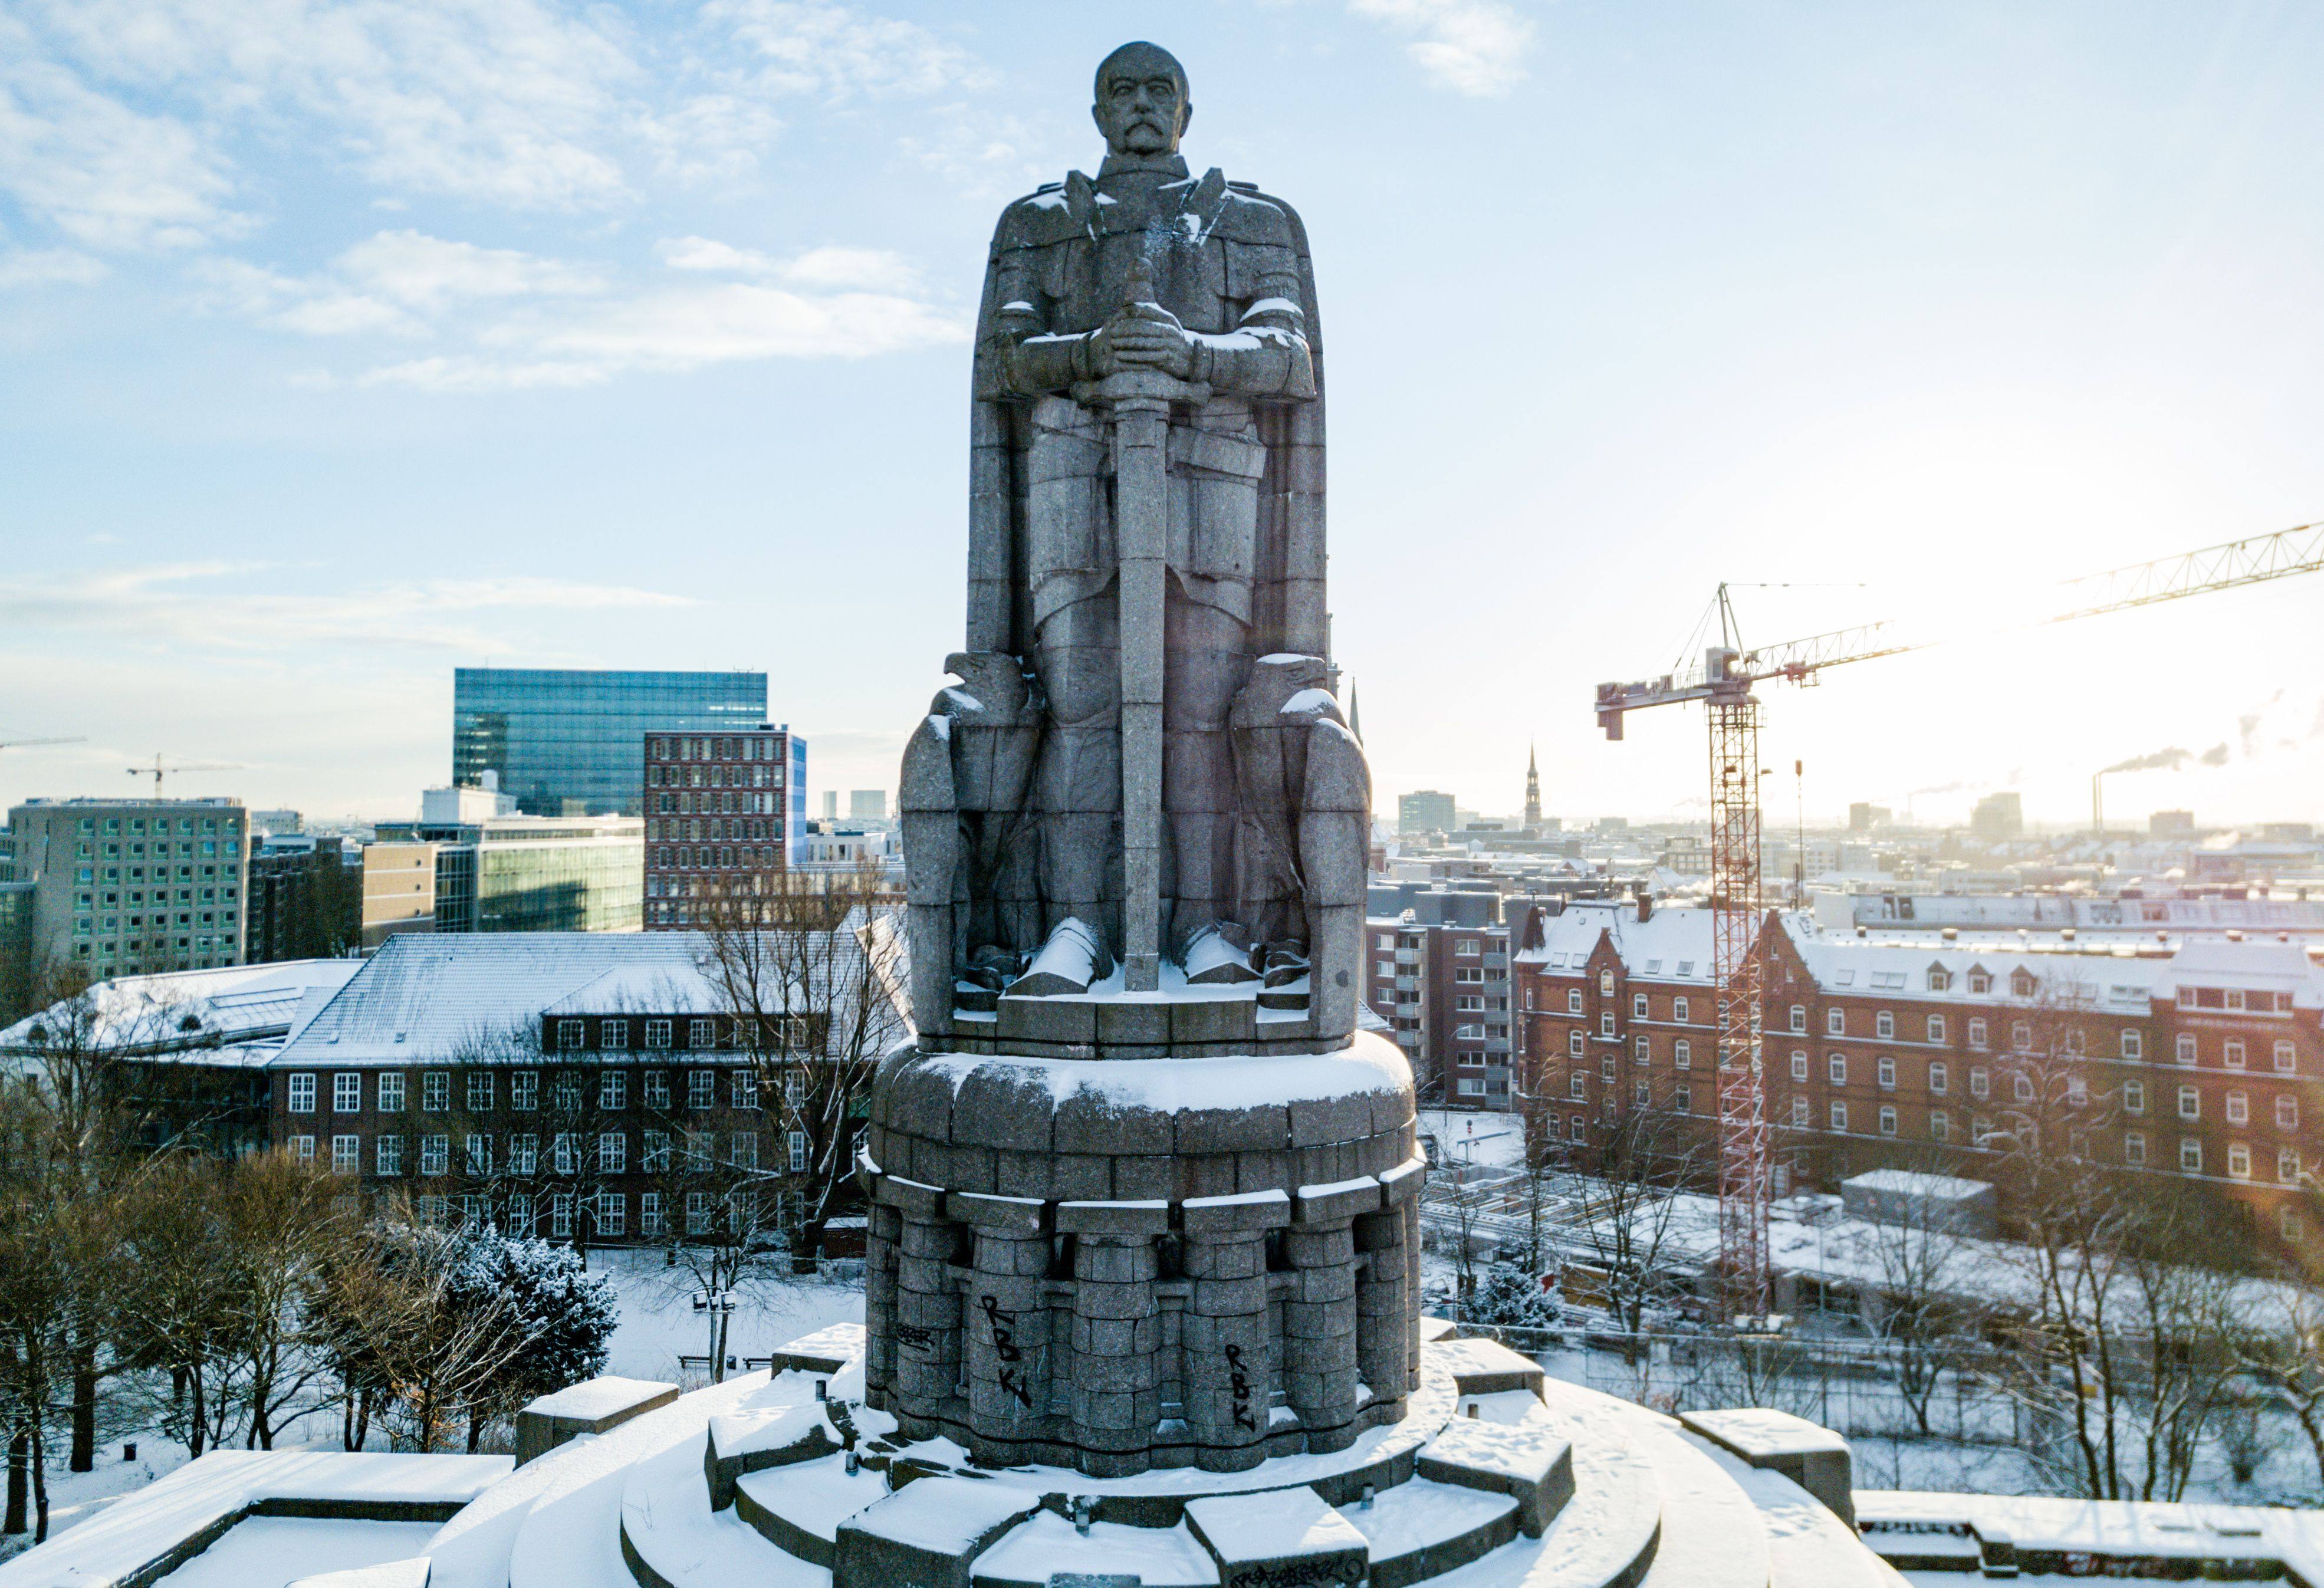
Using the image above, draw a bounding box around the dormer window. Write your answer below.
[1967,968,1991,995]
[2010,969,2037,998]
[1927,966,1951,992]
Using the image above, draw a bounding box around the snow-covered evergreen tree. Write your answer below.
[1468,1257,1560,1333]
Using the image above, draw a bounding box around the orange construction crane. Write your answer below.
[1594,518,2324,1319]
[0,735,85,754]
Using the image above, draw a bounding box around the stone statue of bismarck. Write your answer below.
[901,42,1368,1041]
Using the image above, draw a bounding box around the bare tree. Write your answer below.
[1836,1148,1981,1436]
[1555,1104,1708,1340]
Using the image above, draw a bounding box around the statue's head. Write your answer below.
[1092,41,1190,159]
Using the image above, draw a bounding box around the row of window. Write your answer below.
[648,845,785,873]
[71,814,239,837]
[648,797,780,823]
[286,1128,811,1176]
[400,1186,800,1239]
[647,735,785,763]
[287,1066,796,1114]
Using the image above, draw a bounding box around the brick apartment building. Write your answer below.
[643,726,808,929]
[1362,885,1518,1109]
[267,932,893,1247]
[1518,897,2324,1250]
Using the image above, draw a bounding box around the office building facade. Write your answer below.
[245,834,361,965]
[1398,790,1457,837]
[643,726,807,929]
[5,798,249,979]
[377,810,643,935]
[452,669,768,817]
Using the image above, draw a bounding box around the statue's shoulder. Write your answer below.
[994,179,1090,248]
[1211,180,1301,247]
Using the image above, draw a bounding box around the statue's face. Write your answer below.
[1092,44,1190,157]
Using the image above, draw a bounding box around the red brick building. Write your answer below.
[1518,900,2324,1249]
[643,726,806,929]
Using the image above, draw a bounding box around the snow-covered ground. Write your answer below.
[152,1518,438,1587]
[0,1250,863,1564]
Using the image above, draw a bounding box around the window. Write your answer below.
[2124,1131,2147,1165]
[1569,1115,1585,1142]
[419,1194,448,1225]
[644,1070,670,1109]
[731,1132,758,1169]
[1789,1005,1806,1033]
[1675,1084,1692,1113]
[1878,1056,1896,1090]
[333,1073,360,1113]
[1598,1012,1615,1039]
[1927,1015,1946,1043]
[1970,1067,1989,1100]
[377,1072,406,1112]
[1675,1039,1692,1069]
[1567,990,1583,1014]
[466,1133,492,1174]
[1568,1074,1586,1100]
[554,1072,581,1113]
[511,1135,538,1175]
[731,1070,758,1109]
[2121,1030,2142,1061]
[2280,1147,2302,1185]
[553,1192,573,1240]
[422,1072,449,1112]
[2276,1041,2297,1074]
[1928,969,1951,993]
[1826,1010,1844,1036]
[1879,1105,1898,1136]
[640,1192,665,1237]
[2124,1080,2146,1114]
[2227,1142,2252,1179]
[1792,1096,1810,1126]
[2177,1086,2200,1121]
[1791,1051,1809,1082]
[1968,971,1991,995]
[2010,1021,2030,1051]
[2179,1138,2203,1173]
[596,1193,626,1238]
[2065,1075,2087,1107]
[1968,1018,1988,1050]
[602,1018,628,1052]
[1633,1079,1650,1107]
[2277,1095,2299,1131]
[1598,969,1615,996]
[1876,1011,1895,1039]
[467,1071,493,1112]
[331,1135,360,1173]
[288,1133,315,1163]
[375,1135,402,1176]
[1632,994,1648,1019]
[558,1018,584,1051]
[2225,1040,2247,1070]
[2012,1073,2034,1103]
[1567,1030,1584,1058]
[554,1133,579,1174]
[1827,1054,1847,1086]
[789,1131,809,1173]
[1929,1061,1948,1094]
[2176,1034,2197,1067]
[643,1129,672,1171]
[1633,1035,1650,1066]
[1600,1052,1616,1080]
[646,1019,672,1049]
[689,1070,715,1109]
[1972,1114,1993,1143]
[688,1018,715,1049]
[2064,1028,2084,1056]
[1829,1101,1848,1132]
[288,1073,316,1113]
[686,1191,712,1234]
[599,1132,626,1174]
[1930,1110,1950,1142]
[601,1070,627,1110]
[511,1070,538,1111]
[2227,1090,2249,1125]
[1674,997,1689,1022]
[421,1135,448,1176]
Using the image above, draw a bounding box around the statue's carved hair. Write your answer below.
[1093,41,1188,106]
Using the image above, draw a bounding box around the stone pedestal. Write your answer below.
[860,1033,1419,1477]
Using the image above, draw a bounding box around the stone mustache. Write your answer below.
[900,41,1368,1036]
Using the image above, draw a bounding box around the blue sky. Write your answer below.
[4,1,2322,831]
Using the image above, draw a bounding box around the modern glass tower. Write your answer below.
[451,669,768,816]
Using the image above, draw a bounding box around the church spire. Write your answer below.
[1346,679,1363,744]
[1524,742,1541,828]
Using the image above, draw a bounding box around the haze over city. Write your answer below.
[5,1,2321,826]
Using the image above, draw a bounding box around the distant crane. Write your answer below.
[128,755,245,797]
[0,735,86,755]
[1593,518,2324,1319]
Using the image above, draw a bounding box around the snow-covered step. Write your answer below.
[1184,1487,1369,1588]
[732,1456,889,1566]
[1340,1477,1520,1588]
[971,1510,1221,1588]
[832,1475,1043,1588]
[615,1429,824,1588]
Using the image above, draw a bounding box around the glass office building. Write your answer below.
[452,669,768,817]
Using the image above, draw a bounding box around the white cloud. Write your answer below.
[358,356,608,393]
[702,0,984,100]
[336,229,606,310]
[1349,0,1535,97]
[0,246,107,288]
[655,236,920,292]
[518,280,965,371]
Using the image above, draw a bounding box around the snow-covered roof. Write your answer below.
[1839,1168,1991,1202]
[1514,900,1720,984]
[0,958,364,1066]
[275,919,900,1068]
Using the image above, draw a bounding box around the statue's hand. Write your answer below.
[1089,298,1194,381]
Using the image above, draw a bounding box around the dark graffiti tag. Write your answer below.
[979,1294,1034,1408]
[1225,1343,1255,1432]
[894,1324,935,1354]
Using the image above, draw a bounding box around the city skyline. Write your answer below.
[3,3,2321,826]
